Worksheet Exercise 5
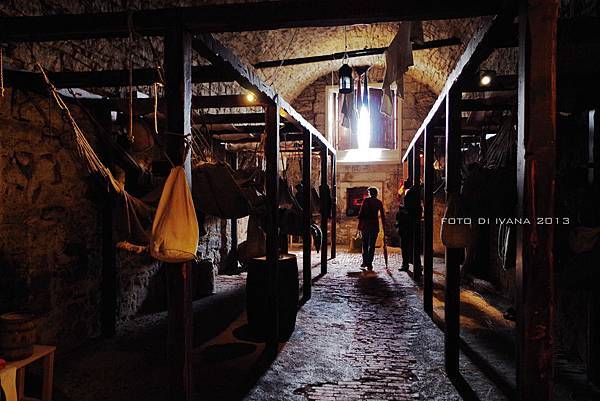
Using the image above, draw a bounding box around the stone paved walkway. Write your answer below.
[54,250,506,401]
[245,251,506,401]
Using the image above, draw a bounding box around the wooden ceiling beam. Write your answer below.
[0,1,509,43]
[193,33,335,153]
[402,7,517,162]
[195,113,266,124]
[3,66,234,91]
[78,94,261,114]
[253,38,461,69]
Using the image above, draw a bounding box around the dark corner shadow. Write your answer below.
[200,342,257,363]
[312,272,327,284]
[229,340,287,400]
[449,372,481,401]
[232,323,267,343]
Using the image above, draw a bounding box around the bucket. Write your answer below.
[0,313,36,361]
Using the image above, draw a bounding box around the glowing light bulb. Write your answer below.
[480,75,492,86]
[246,92,256,102]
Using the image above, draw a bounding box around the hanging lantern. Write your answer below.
[338,64,353,94]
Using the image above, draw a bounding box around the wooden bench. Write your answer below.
[3,345,56,401]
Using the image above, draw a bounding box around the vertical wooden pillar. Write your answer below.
[413,144,422,280]
[229,152,238,260]
[407,150,414,187]
[423,127,434,317]
[589,110,600,385]
[302,130,312,301]
[265,98,281,346]
[101,197,117,337]
[445,89,462,378]
[164,26,193,401]
[320,146,328,275]
[330,152,337,259]
[516,1,558,400]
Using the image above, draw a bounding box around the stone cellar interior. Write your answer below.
[0,1,599,401]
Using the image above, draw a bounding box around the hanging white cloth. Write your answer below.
[380,22,414,116]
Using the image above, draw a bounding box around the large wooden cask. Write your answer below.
[0,313,36,361]
[246,254,299,341]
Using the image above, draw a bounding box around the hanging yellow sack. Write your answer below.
[150,166,199,263]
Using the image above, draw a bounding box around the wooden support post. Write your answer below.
[445,89,462,378]
[320,146,328,275]
[516,1,558,400]
[265,99,281,346]
[331,152,337,259]
[423,127,434,317]
[589,110,600,385]
[98,108,117,338]
[164,26,193,401]
[412,144,422,280]
[101,196,117,337]
[407,150,414,187]
[229,152,238,260]
[302,130,312,301]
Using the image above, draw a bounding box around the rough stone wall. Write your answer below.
[335,164,403,246]
[291,72,437,245]
[0,88,103,345]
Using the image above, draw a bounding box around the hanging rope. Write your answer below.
[36,63,122,194]
[0,46,5,97]
[126,10,139,143]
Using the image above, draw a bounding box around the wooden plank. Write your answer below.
[193,34,335,154]
[0,1,508,42]
[320,147,328,275]
[197,113,266,124]
[164,27,193,401]
[264,99,281,347]
[460,74,518,92]
[515,1,558,400]
[444,88,462,378]
[79,94,259,114]
[5,346,56,370]
[254,38,461,69]
[423,127,434,317]
[412,146,422,280]
[229,152,239,263]
[330,153,337,259]
[3,66,233,91]
[460,98,515,111]
[302,129,313,302]
[41,352,54,401]
[402,10,516,162]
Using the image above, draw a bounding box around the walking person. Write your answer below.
[402,180,423,271]
[358,187,385,271]
[396,193,412,271]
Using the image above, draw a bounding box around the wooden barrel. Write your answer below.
[0,313,36,361]
[246,254,299,341]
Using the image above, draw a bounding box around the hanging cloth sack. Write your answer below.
[238,214,266,263]
[440,193,473,248]
[192,161,251,219]
[150,166,199,263]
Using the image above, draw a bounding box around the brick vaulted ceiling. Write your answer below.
[0,0,497,100]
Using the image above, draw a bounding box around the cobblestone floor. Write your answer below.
[245,250,507,401]
[54,250,507,401]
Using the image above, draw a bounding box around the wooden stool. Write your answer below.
[246,254,299,341]
[5,345,55,401]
